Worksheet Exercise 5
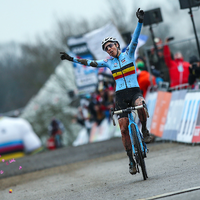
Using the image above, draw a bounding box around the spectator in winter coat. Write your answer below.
[136,57,156,98]
[163,38,190,88]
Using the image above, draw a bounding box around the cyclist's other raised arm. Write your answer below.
[60,52,109,68]
[126,8,144,58]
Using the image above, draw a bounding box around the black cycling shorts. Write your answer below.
[115,87,143,119]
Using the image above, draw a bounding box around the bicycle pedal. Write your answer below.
[147,148,149,153]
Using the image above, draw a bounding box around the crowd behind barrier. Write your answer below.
[73,80,200,146]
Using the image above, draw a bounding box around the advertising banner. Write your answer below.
[73,54,98,95]
[162,90,187,141]
[150,91,172,137]
[177,92,200,143]
[67,36,98,96]
[192,96,200,143]
[84,22,126,60]
[145,91,158,132]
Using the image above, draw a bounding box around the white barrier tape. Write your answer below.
[137,185,200,200]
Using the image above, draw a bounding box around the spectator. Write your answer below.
[72,103,92,139]
[73,106,85,127]
[136,56,163,84]
[47,118,64,150]
[90,89,106,125]
[163,38,190,88]
[88,78,115,125]
[136,56,148,71]
[136,57,157,98]
[72,87,114,139]
[97,84,115,122]
[188,55,200,86]
[149,38,170,83]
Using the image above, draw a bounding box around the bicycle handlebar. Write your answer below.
[110,101,149,126]
[113,105,144,115]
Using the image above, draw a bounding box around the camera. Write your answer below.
[192,63,198,68]
[189,63,198,74]
[167,37,174,42]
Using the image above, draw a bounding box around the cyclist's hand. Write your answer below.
[136,8,144,23]
[60,52,73,61]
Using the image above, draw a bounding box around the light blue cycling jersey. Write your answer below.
[72,22,142,92]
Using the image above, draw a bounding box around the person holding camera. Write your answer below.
[149,38,170,84]
[188,55,200,86]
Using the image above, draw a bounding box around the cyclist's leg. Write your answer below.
[116,90,137,174]
[118,117,131,150]
[134,96,147,129]
[131,89,147,129]
[134,96,153,144]
[118,117,137,174]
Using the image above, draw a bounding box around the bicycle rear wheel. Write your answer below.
[131,124,148,180]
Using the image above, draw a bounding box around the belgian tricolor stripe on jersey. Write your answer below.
[112,62,135,80]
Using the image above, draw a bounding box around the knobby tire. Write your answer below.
[131,124,148,180]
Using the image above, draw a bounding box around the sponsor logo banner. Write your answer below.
[162,90,187,141]
[150,91,172,137]
[177,92,200,143]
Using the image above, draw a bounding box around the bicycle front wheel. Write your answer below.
[131,124,148,180]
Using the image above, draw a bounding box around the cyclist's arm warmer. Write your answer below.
[72,57,109,68]
[126,22,143,58]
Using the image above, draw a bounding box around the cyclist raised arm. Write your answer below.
[60,8,153,175]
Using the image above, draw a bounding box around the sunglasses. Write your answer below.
[104,43,115,51]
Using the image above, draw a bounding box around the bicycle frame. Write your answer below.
[128,112,147,156]
[110,103,149,157]
[111,103,149,180]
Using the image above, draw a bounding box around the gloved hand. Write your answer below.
[136,8,144,23]
[60,52,73,61]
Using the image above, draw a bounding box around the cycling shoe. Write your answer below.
[129,162,137,175]
[142,129,153,144]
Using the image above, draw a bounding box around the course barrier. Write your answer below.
[146,89,200,143]
[73,88,200,146]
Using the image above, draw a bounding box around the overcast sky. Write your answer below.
[1,0,199,44]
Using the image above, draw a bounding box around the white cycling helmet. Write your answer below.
[102,37,120,51]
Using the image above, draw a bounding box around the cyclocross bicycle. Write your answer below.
[111,101,149,180]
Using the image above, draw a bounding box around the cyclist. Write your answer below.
[60,8,153,175]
